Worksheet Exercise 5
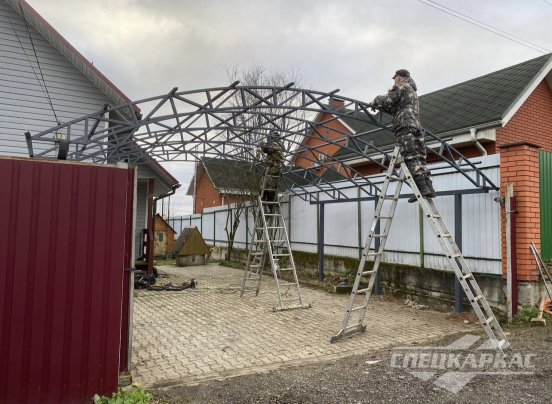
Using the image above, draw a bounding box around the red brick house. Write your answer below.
[187,158,260,214]
[298,53,552,283]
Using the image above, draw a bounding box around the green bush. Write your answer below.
[93,384,152,404]
[511,304,552,326]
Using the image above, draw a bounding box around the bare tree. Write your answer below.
[219,61,309,260]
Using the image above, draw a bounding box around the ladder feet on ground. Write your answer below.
[330,145,508,353]
[241,169,310,311]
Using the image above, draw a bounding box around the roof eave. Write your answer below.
[501,54,552,126]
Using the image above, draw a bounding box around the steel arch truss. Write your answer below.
[25,84,498,201]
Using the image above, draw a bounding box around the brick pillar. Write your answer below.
[499,142,541,281]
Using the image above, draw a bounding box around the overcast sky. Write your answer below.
[30,0,552,216]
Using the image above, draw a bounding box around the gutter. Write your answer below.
[470,127,487,156]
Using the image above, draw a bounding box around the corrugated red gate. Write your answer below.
[0,157,135,404]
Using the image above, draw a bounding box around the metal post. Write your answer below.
[319,203,325,281]
[510,196,518,316]
[374,198,381,295]
[505,183,514,323]
[454,193,463,312]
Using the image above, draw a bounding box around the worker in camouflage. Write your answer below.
[260,131,285,206]
[368,69,436,202]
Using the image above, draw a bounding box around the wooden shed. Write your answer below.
[170,226,211,266]
[154,214,177,257]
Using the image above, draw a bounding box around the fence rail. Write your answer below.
[168,154,502,274]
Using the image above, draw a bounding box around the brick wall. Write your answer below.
[194,170,223,214]
[495,79,552,281]
[496,80,552,152]
[499,142,541,281]
[294,111,349,170]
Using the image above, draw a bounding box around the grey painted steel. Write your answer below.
[331,146,509,352]
[135,182,148,258]
[25,84,499,202]
[374,198,381,295]
[455,193,463,313]
[318,203,325,281]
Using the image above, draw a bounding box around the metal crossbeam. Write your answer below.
[24,85,499,201]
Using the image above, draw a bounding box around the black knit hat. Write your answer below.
[392,69,410,79]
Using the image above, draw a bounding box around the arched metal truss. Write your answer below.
[24,84,498,201]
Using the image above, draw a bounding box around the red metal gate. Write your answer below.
[0,157,135,404]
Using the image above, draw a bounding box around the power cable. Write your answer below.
[2,2,62,125]
[418,0,551,54]
[17,3,61,125]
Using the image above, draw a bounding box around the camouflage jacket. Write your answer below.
[261,139,285,174]
[372,77,421,132]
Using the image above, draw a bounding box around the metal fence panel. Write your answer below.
[540,151,552,260]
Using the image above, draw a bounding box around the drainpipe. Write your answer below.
[470,128,487,156]
[151,183,182,257]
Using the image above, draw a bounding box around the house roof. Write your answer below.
[8,0,179,187]
[169,226,210,256]
[186,158,262,195]
[9,0,139,114]
[335,53,552,158]
[154,213,176,234]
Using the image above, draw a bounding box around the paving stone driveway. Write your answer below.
[131,264,474,387]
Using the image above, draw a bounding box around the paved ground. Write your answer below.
[154,326,552,404]
[131,264,475,388]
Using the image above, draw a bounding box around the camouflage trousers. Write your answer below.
[395,127,430,180]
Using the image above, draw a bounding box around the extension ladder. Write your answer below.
[240,170,310,311]
[331,145,509,353]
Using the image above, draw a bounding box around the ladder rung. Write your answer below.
[432,214,441,218]
[249,265,261,268]
[273,253,291,257]
[473,295,483,302]
[383,196,397,200]
[362,270,374,276]
[350,305,367,312]
[267,226,285,229]
[462,273,473,280]
[262,201,280,204]
[356,287,371,294]
[498,339,507,348]
[265,214,282,216]
[448,254,461,258]
[439,233,452,238]
[278,282,298,287]
[485,316,495,325]
[372,234,387,238]
[378,215,393,219]
[251,252,265,256]
[276,267,294,271]
[245,277,260,281]
[366,252,381,257]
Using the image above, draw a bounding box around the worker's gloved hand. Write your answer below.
[367,102,377,112]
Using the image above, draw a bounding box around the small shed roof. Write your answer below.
[170,226,210,256]
[154,214,176,234]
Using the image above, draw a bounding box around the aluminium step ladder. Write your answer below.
[330,145,509,353]
[240,170,310,311]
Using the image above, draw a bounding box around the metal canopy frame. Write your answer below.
[25,84,499,201]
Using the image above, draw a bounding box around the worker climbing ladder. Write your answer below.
[331,145,509,353]
[240,170,310,311]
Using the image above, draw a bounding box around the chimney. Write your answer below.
[331,98,344,109]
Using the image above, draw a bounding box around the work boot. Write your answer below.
[408,178,432,203]
[425,178,437,198]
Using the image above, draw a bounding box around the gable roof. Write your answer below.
[7,0,179,187]
[334,53,552,158]
[170,226,210,256]
[9,0,139,114]
[186,158,262,195]
[154,213,176,234]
